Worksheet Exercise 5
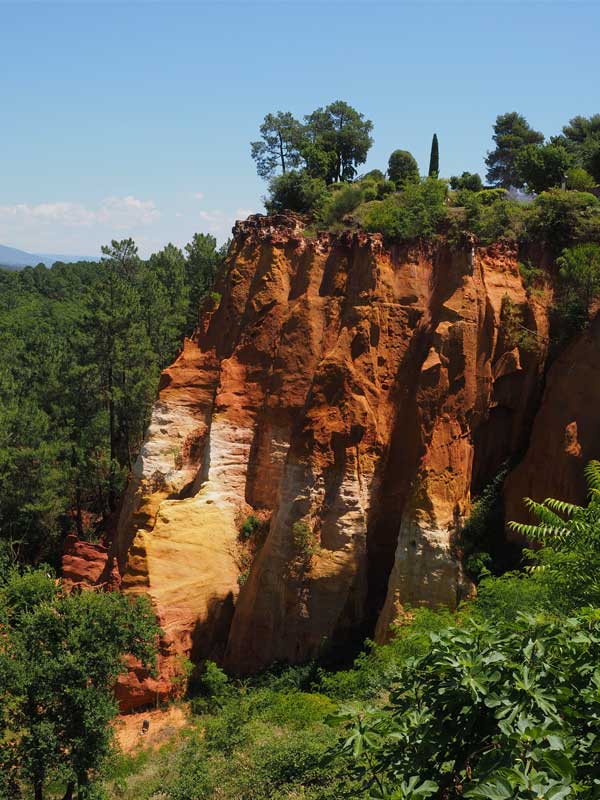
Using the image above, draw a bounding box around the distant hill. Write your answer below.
[0,243,96,270]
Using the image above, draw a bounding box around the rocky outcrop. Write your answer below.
[108,213,552,690]
[61,534,120,591]
[504,313,600,530]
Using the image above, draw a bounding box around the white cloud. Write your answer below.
[193,192,205,201]
[0,196,159,230]
[0,195,160,254]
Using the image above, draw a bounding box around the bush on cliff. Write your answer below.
[552,242,600,339]
[265,170,327,213]
[363,178,448,242]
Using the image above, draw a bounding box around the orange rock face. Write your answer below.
[504,314,600,530]
[110,214,553,688]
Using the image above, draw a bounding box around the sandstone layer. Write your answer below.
[102,213,553,691]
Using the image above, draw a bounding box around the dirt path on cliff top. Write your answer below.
[113,705,189,754]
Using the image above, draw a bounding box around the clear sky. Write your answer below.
[1,0,598,257]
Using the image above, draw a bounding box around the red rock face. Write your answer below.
[61,534,120,591]
[504,314,600,531]
[89,214,559,693]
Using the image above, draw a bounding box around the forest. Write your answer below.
[3,105,600,800]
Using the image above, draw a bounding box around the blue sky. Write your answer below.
[1,0,598,256]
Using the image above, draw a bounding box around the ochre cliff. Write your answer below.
[82,212,555,702]
[504,313,600,529]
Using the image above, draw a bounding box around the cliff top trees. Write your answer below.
[486,111,544,188]
[552,114,600,184]
[515,142,573,194]
[252,101,374,189]
[387,149,419,187]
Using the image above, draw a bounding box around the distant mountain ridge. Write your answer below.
[0,243,96,270]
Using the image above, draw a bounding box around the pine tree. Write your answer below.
[428,133,439,177]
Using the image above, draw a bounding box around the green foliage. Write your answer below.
[253,101,373,186]
[303,100,374,183]
[387,149,419,186]
[518,259,545,290]
[552,114,600,183]
[459,465,508,580]
[0,232,220,564]
[552,243,600,336]
[500,296,540,354]
[363,178,448,242]
[292,520,319,559]
[319,608,455,700]
[184,233,224,331]
[456,190,528,244]
[566,166,596,191]
[266,170,327,213]
[428,133,439,177]
[239,514,261,541]
[0,570,158,799]
[250,111,305,179]
[318,182,366,225]
[515,142,573,193]
[336,610,600,799]
[450,171,484,192]
[527,188,600,250]
[510,459,600,556]
[485,111,544,188]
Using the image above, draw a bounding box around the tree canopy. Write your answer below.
[387,149,419,186]
[485,112,544,188]
[251,101,373,186]
[0,568,159,800]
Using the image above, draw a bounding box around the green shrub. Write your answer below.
[527,188,600,249]
[253,689,336,728]
[518,259,545,290]
[319,607,455,700]
[363,178,448,242]
[449,171,483,192]
[552,242,600,337]
[458,190,529,243]
[337,610,600,798]
[266,171,327,213]
[292,520,319,558]
[166,739,212,800]
[239,514,260,541]
[566,166,596,191]
[190,661,230,713]
[318,183,365,226]
[244,727,336,797]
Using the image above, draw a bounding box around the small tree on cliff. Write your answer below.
[428,133,439,177]
[0,569,158,800]
[387,149,419,187]
[251,111,305,179]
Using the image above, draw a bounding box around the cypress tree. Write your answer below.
[428,133,439,177]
